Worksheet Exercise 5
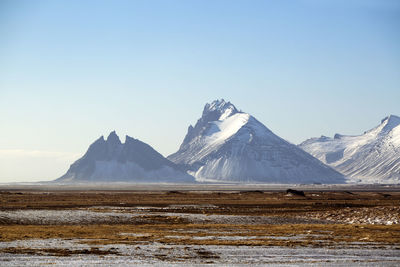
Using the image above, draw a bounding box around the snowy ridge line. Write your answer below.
[300,115,400,183]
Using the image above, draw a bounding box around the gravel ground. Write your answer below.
[1,238,400,266]
[0,208,328,225]
[298,206,400,225]
[2,205,396,225]
[0,209,138,225]
[1,204,399,265]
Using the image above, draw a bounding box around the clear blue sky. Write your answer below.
[1,0,399,182]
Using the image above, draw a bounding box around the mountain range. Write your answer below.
[299,115,400,183]
[56,99,399,184]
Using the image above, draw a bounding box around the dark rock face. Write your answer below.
[286,189,305,197]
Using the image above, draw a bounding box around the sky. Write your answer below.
[1,0,399,182]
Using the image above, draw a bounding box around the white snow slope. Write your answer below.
[56,132,194,183]
[299,115,400,184]
[168,99,345,184]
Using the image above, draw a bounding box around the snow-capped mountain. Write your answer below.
[299,115,400,183]
[56,131,195,183]
[168,99,345,183]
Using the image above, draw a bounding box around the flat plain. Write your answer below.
[0,184,399,265]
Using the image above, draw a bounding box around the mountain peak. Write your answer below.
[169,100,344,184]
[56,131,195,183]
[204,99,237,113]
[202,99,239,121]
[106,131,121,145]
[379,115,400,133]
[125,135,135,143]
[381,115,400,125]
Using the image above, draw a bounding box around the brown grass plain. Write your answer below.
[0,189,399,257]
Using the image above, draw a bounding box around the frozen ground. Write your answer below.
[298,206,400,225]
[1,205,397,225]
[0,209,137,225]
[1,207,399,265]
[1,190,399,265]
[1,238,400,266]
[0,207,327,225]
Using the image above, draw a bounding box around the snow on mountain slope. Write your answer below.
[299,115,400,183]
[168,99,345,183]
[56,131,195,183]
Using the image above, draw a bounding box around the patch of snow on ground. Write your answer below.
[300,206,400,225]
[0,209,137,224]
[0,208,327,225]
[1,239,400,266]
